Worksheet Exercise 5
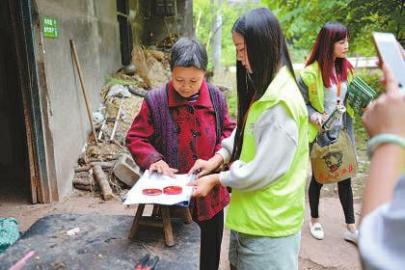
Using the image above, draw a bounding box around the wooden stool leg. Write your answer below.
[128,204,145,239]
[152,205,160,218]
[160,206,175,247]
[183,208,193,224]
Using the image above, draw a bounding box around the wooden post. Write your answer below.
[70,39,98,144]
[92,165,113,200]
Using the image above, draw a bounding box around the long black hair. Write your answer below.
[231,8,296,161]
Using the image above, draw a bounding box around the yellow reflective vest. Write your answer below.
[300,61,354,142]
[225,67,309,237]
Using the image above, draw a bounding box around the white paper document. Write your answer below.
[123,170,193,206]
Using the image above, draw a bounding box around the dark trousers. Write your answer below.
[195,210,224,270]
[308,177,355,224]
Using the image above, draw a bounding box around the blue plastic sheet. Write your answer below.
[0,218,20,253]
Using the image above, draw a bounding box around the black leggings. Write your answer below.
[308,177,355,224]
[195,210,224,270]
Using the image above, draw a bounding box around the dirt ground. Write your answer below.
[0,187,362,270]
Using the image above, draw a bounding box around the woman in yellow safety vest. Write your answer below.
[189,8,309,270]
[298,22,358,244]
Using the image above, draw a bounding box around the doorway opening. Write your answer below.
[0,0,31,203]
[117,0,133,66]
[0,0,43,204]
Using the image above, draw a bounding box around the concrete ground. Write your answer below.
[299,197,361,270]
[0,190,361,270]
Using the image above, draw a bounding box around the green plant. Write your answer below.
[262,0,404,57]
[194,0,263,68]
[354,68,384,94]
[225,91,237,119]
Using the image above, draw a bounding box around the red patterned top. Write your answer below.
[126,80,235,221]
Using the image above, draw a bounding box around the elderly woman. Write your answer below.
[126,37,235,270]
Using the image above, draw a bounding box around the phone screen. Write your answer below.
[373,32,405,92]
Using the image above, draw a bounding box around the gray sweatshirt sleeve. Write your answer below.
[218,105,298,192]
[298,76,319,117]
[359,174,405,270]
[216,130,235,164]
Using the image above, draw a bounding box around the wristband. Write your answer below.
[367,133,405,158]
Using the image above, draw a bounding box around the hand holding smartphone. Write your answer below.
[372,32,405,93]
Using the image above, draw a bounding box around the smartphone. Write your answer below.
[372,32,405,92]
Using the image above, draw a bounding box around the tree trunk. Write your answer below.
[210,0,223,75]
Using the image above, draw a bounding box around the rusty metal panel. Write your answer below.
[8,0,55,203]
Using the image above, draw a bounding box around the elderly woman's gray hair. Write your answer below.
[170,37,208,71]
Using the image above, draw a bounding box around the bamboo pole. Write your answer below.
[70,39,98,144]
[110,99,123,142]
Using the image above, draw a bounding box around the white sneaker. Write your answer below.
[344,229,358,245]
[309,222,324,240]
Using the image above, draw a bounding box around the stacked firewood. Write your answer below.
[73,47,172,200]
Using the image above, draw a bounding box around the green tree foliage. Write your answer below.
[194,0,403,64]
[346,0,404,56]
[269,1,347,49]
[193,0,262,68]
[262,0,404,57]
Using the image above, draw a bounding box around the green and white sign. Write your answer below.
[42,17,59,38]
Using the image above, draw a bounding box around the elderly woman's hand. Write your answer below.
[188,154,224,178]
[189,174,220,197]
[149,160,178,178]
